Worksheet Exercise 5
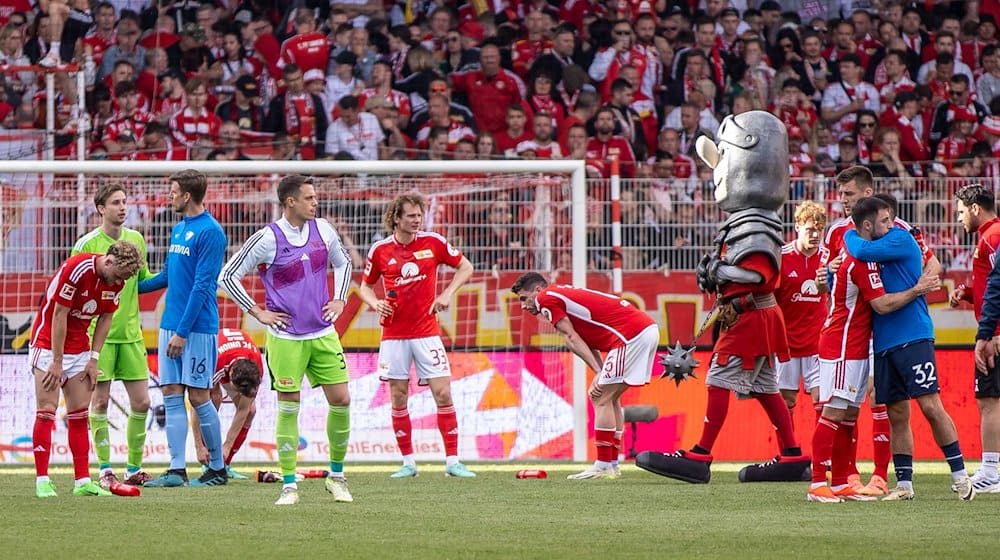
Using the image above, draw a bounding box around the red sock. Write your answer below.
[436,404,459,457]
[595,428,616,462]
[847,418,859,477]
[696,386,731,452]
[814,403,824,425]
[391,406,413,456]
[33,409,56,477]
[832,420,855,487]
[811,417,838,484]
[871,404,891,480]
[66,408,91,480]
[225,422,252,466]
[756,392,798,451]
[613,431,623,461]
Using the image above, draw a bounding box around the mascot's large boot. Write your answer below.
[635,450,712,484]
[737,455,812,482]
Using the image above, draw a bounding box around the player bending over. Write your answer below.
[512,272,659,479]
[31,241,141,498]
[191,329,264,480]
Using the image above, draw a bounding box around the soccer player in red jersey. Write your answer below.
[952,185,1000,493]
[776,202,829,427]
[29,241,142,498]
[359,193,476,478]
[808,197,939,503]
[190,328,263,480]
[512,273,659,479]
[823,166,941,495]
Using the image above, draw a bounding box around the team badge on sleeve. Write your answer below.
[59,284,76,300]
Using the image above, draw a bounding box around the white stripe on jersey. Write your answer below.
[69,258,94,283]
[546,288,634,345]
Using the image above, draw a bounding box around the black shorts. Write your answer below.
[873,339,939,404]
[61,8,93,61]
[975,359,1000,398]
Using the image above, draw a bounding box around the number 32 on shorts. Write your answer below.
[911,361,937,389]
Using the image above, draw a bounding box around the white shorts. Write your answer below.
[597,325,659,386]
[28,347,91,383]
[377,336,451,383]
[777,355,820,391]
[818,358,870,410]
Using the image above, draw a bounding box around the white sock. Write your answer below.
[982,452,999,477]
[36,476,50,484]
[75,476,91,486]
[282,482,298,490]
[402,454,416,468]
[50,42,61,54]
[445,455,459,467]
[951,469,968,482]
[594,460,612,470]
[898,480,913,491]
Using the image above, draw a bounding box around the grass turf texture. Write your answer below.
[3,462,992,559]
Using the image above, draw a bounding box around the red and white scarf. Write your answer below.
[285,93,316,159]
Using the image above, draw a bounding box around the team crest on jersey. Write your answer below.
[59,284,76,299]
[185,231,194,241]
[82,300,97,314]
[413,249,434,259]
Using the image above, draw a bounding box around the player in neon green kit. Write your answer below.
[72,183,154,488]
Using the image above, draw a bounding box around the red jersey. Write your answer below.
[495,129,533,156]
[824,217,933,265]
[278,31,330,73]
[362,232,464,340]
[168,107,222,147]
[713,253,790,368]
[776,243,829,356]
[935,134,976,171]
[450,69,526,134]
[966,218,1000,332]
[357,88,412,119]
[586,135,637,178]
[30,254,122,354]
[82,33,114,67]
[817,255,886,360]
[511,38,553,78]
[103,110,155,143]
[515,139,564,159]
[215,328,264,386]
[535,285,655,351]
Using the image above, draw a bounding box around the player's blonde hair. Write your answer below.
[106,240,143,279]
[383,192,427,232]
[794,200,827,229]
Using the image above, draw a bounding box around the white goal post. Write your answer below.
[0,159,592,462]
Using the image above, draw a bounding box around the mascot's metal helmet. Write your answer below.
[695,110,788,213]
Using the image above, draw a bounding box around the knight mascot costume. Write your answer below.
[636,111,811,483]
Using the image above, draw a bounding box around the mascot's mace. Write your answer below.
[636,111,811,484]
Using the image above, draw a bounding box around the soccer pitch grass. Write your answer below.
[3,462,993,559]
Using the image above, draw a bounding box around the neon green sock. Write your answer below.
[89,412,111,469]
[276,401,301,477]
[327,405,350,471]
[126,410,148,472]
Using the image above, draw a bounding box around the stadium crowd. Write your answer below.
[3,0,1000,271]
